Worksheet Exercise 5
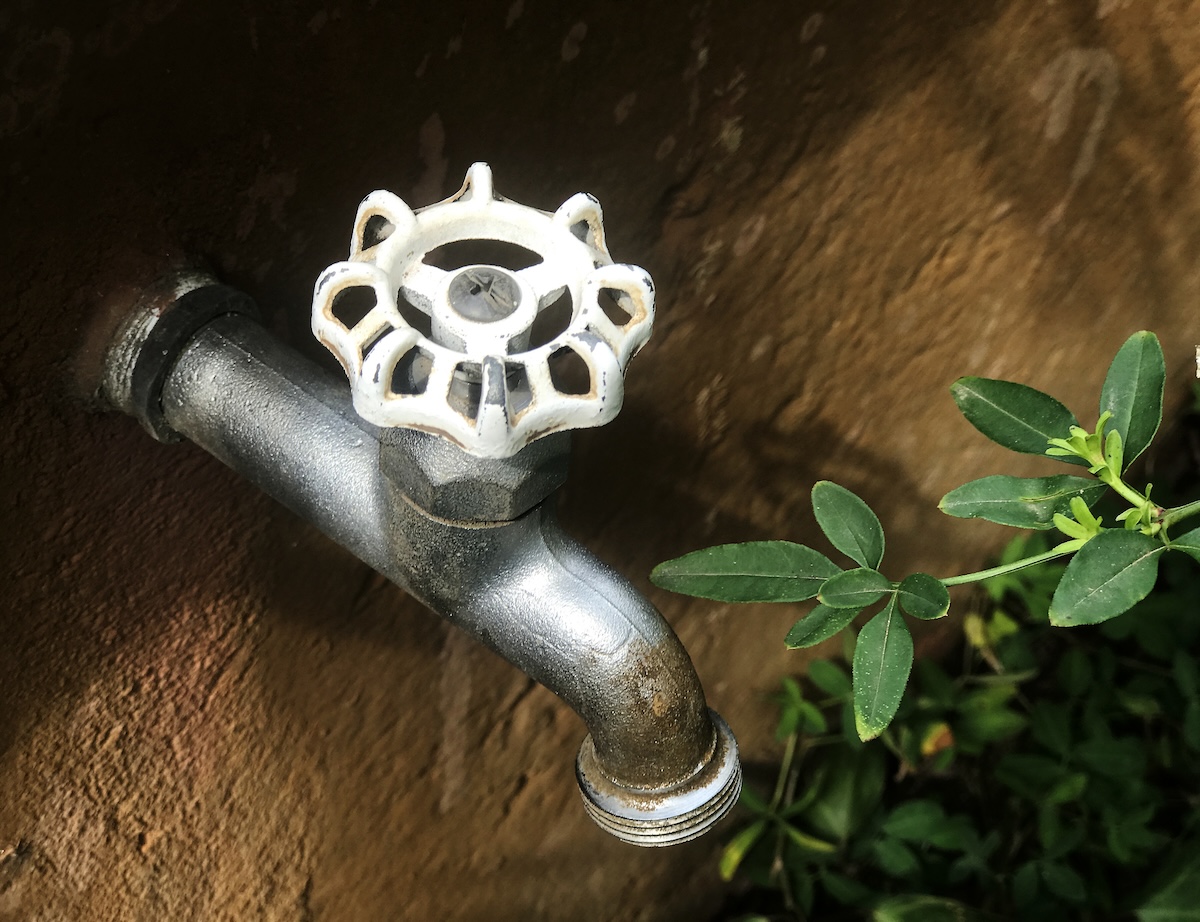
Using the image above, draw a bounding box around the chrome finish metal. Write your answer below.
[104,279,740,846]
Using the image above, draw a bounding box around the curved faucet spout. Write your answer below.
[106,292,739,846]
[387,497,741,844]
[392,499,716,786]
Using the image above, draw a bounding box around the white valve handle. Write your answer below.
[312,163,655,459]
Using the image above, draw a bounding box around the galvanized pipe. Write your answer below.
[147,310,739,845]
[160,315,393,573]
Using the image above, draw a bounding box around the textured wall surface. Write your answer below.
[2,0,1198,918]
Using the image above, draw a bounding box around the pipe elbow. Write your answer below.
[390,499,741,846]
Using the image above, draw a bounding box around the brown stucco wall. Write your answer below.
[2,1,1198,919]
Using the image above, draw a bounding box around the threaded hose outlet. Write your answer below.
[575,710,741,847]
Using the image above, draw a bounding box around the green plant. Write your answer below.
[714,531,1200,921]
[652,331,1200,740]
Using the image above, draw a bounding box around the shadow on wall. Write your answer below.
[640,0,1197,428]
[561,407,950,577]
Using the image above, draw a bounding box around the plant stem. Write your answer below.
[941,547,1073,587]
[1162,499,1200,530]
[1099,469,1153,512]
[769,732,798,813]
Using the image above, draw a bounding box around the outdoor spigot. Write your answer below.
[99,163,740,847]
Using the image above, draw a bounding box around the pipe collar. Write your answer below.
[576,709,741,846]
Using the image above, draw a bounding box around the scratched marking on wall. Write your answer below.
[561,22,588,63]
[505,0,524,29]
[683,9,710,125]
[801,11,826,67]
[236,164,299,241]
[613,92,637,125]
[1029,48,1120,231]
[413,113,448,204]
[437,628,474,814]
[0,28,72,139]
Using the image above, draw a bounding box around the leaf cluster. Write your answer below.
[717,544,1200,921]
[651,332,1200,740]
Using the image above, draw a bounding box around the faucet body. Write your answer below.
[102,276,739,845]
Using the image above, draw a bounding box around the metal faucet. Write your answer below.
[99,164,740,846]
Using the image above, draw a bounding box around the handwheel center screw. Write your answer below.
[448,267,521,323]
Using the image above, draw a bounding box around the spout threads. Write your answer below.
[576,709,741,847]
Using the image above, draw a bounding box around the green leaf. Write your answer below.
[1049,531,1166,626]
[775,677,819,738]
[1106,805,1165,865]
[1038,805,1069,856]
[1136,838,1200,921]
[916,659,957,708]
[719,819,768,881]
[1041,861,1087,903]
[803,746,886,842]
[958,683,1018,712]
[777,677,806,739]
[808,659,852,698]
[951,376,1083,460]
[1185,701,1200,752]
[1076,735,1146,779]
[882,799,946,842]
[1117,688,1162,718]
[820,568,892,609]
[789,866,816,917]
[1100,331,1165,468]
[994,754,1064,800]
[651,541,840,602]
[955,706,1026,747]
[797,698,828,735]
[853,598,914,740]
[781,823,838,855]
[872,895,988,922]
[925,815,979,852]
[738,785,769,814]
[821,867,876,907]
[939,474,1107,529]
[1013,861,1041,907]
[812,481,885,569]
[1057,647,1093,696]
[1170,526,1200,564]
[779,787,822,821]
[1046,772,1089,805]
[872,837,920,878]
[896,573,950,620]
[1030,701,1072,756]
[1105,426,1126,474]
[786,604,862,649]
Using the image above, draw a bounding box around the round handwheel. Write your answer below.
[312,163,655,458]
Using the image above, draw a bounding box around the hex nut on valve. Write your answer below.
[379,427,570,523]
